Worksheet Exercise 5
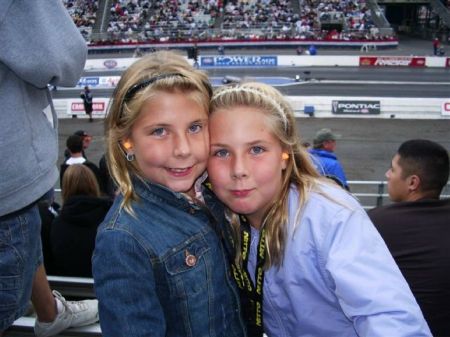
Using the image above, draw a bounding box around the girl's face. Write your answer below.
[208,106,287,228]
[126,91,209,197]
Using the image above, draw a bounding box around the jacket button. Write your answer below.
[185,254,197,267]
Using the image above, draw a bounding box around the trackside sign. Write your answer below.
[359,56,426,67]
[200,56,277,67]
[442,101,450,116]
[67,98,109,115]
[332,100,381,114]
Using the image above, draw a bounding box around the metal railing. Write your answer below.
[348,180,450,209]
[54,182,450,210]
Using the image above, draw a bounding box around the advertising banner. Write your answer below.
[77,76,120,88]
[446,58,450,68]
[200,56,277,67]
[442,100,450,116]
[84,58,135,71]
[332,100,381,114]
[77,77,100,87]
[66,98,109,116]
[359,56,426,67]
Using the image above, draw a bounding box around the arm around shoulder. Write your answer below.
[92,227,166,337]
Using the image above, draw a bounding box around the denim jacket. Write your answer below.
[92,177,246,337]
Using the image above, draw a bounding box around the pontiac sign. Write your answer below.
[332,100,381,114]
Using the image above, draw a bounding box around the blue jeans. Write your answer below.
[0,203,42,331]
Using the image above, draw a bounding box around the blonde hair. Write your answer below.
[210,82,322,268]
[104,51,212,213]
[61,164,101,203]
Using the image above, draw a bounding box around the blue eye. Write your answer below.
[250,146,265,155]
[189,123,202,133]
[151,128,166,137]
[214,149,229,158]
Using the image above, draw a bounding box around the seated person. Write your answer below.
[50,164,112,277]
[63,129,92,160]
[60,134,102,191]
[368,139,450,336]
[37,189,60,275]
[98,153,117,200]
[309,128,349,190]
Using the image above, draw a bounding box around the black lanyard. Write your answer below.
[231,215,266,337]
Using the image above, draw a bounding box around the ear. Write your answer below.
[281,152,289,170]
[122,139,133,151]
[407,174,421,192]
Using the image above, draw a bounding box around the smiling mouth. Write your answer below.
[230,189,253,197]
[166,166,193,177]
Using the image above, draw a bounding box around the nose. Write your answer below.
[231,155,248,179]
[173,133,191,157]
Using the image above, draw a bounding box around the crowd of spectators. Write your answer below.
[106,0,222,43]
[62,0,98,40]
[62,0,393,45]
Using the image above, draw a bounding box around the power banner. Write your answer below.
[332,100,381,115]
[359,56,426,67]
[200,56,277,67]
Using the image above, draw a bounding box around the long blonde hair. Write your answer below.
[104,51,212,213]
[61,164,101,203]
[210,82,322,268]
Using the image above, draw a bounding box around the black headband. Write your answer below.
[119,73,186,118]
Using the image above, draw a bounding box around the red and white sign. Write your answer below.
[359,56,426,67]
[67,98,109,116]
[442,100,450,116]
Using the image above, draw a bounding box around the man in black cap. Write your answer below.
[309,128,349,190]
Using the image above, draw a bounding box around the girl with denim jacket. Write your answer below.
[207,82,432,337]
[92,51,246,337]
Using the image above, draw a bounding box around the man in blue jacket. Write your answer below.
[309,128,349,190]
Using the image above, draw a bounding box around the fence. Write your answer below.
[53,181,450,210]
[348,181,450,209]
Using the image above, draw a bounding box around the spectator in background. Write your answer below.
[309,128,349,190]
[0,1,98,336]
[60,134,102,192]
[80,85,93,122]
[433,37,440,55]
[308,44,317,55]
[64,129,92,160]
[51,165,112,277]
[98,154,117,199]
[368,139,450,337]
[37,191,60,276]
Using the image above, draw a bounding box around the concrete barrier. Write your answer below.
[84,55,450,71]
[287,96,450,119]
[53,96,450,120]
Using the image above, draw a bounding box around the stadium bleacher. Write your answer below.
[63,0,393,45]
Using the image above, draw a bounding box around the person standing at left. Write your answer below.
[0,2,98,336]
